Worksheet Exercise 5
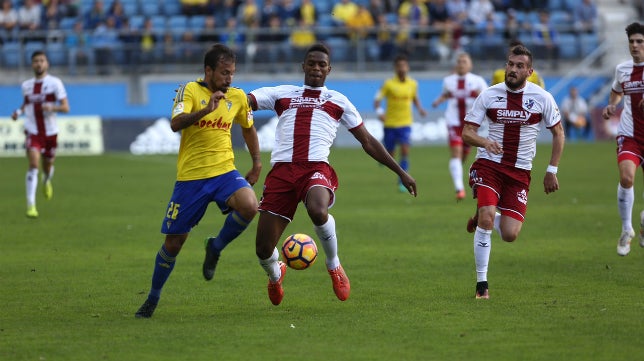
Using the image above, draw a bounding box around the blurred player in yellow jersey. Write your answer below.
[135,44,262,318]
[491,41,546,88]
[374,54,427,192]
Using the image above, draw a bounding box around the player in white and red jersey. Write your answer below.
[462,44,565,299]
[601,22,644,256]
[431,52,487,200]
[11,50,69,218]
[247,43,417,306]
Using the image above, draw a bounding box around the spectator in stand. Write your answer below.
[213,0,236,29]
[502,8,524,44]
[139,16,159,65]
[18,0,41,31]
[92,16,119,75]
[531,10,560,70]
[332,0,359,27]
[219,17,245,59]
[398,0,429,40]
[237,0,260,28]
[107,0,127,29]
[85,0,107,30]
[66,19,96,75]
[561,86,591,141]
[118,17,140,68]
[430,0,462,58]
[177,31,201,63]
[367,0,385,21]
[0,0,18,43]
[278,0,298,27]
[259,0,279,26]
[160,31,178,65]
[345,4,374,43]
[574,0,598,34]
[41,0,64,30]
[181,0,209,16]
[447,0,468,24]
[374,13,395,61]
[257,14,290,69]
[467,0,495,28]
[295,0,317,27]
[289,17,316,54]
[197,15,219,44]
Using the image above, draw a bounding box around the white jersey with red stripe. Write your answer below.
[441,72,488,127]
[610,60,644,140]
[464,82,561,170]
[249,84,363,164]
[21,74,67,136]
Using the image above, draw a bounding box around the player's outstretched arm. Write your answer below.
[349,125,417,197]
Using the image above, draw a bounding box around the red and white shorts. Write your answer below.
[259,162,338,221]
[26,132,58,159]
[469,158,531,222]
[616,135,644,167]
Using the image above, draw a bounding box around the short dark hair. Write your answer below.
[394,54,408,64]
[509,43,533,66]
[626,22,644,38]
[204,43,236,69]
[305,43,330,60]
[31,50,46,60]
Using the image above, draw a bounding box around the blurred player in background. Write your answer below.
[11,50,70,218]
[135,44,262,318]
[601,22,644,256]
[248,43,417,306]
[373,54,427,192]
[431,52,487,201]
[463,44,565,299]
[491,41,546,89]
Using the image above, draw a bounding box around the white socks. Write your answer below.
[259,248,281,282]
[314,214,340,270]
[474,227,492,282]
[449,157,464,192]
[26,168,38,206]
[618,184,634,232]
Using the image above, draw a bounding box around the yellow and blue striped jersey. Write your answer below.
[172,80,254,181]
[375,76,419,128]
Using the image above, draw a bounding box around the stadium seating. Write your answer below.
[46,42,67,66]
[2,42,22,67]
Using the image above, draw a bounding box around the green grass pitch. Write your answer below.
[1,141,642,361]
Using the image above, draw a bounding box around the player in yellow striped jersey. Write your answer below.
[374,54,427,192]
[135,44,262,318]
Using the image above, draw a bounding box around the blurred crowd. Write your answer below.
[0,0,608,75]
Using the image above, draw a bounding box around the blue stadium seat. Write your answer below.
[163,0,181,16]
[2,42,22,67]
[60,17,77,30]
[140,2,161,16]
[24,41,46,64]
[150,15,167,30]
[129,15,144,29]
[579,33,599,57]
[325,37,350,62]
[121,2,138,16]
[557,33,578,59]
[167,15,188,32]
[46,42,67,66]
[188,15,206,31]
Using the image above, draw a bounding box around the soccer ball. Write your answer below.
[281,233,318,270]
